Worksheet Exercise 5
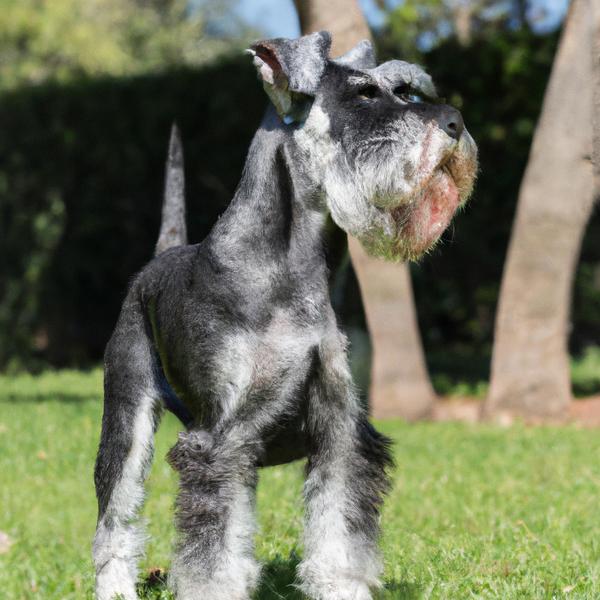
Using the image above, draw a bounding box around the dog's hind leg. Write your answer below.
[93,298,163,600]
[298,332,393,600]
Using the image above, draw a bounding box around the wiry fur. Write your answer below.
[294,59,477,261]
[93,31,477,600]
[93,303,164,600]
[166,431,261,599]
[299,330,393,599]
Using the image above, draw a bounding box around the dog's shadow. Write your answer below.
[258,555,421,598]
[137,556,420,599]
[254,553,303,599]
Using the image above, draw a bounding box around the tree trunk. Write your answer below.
[348,237,436,419]
[293,0,436,419]
[452,3,473,47]
[483,0,595,421]
[592,0,600,198]
[294,0,371,54]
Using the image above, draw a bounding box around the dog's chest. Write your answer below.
[214,308,323,416]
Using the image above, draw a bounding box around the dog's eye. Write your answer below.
[394,84,425,103]
[357,85,380,100]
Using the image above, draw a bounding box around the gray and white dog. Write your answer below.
[93,32,477,600]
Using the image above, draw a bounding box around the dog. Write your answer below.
[92,31,477,600]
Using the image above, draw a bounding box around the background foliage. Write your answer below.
[0,0,226,89]
[1,0,598,387]
[0,60,264,368]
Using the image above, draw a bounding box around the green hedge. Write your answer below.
[0,57,267,368]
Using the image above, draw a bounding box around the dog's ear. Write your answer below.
[334,40,377,70]
[247,31,331,124]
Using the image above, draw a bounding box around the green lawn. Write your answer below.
[2,371,600,599]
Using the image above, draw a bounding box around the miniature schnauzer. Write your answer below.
[93,31,477,600]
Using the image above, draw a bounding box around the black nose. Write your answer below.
[436,106,464,140]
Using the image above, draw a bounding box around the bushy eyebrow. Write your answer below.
[400,74,438,100]
[407,74,438,98]
[346,66,440,102]
[371,60,438,99]
[346,74,377,87]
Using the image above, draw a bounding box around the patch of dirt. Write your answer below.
[432,397,480,423]
[144,567,167,586]
[569,396,600,427]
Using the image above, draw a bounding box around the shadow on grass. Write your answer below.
[136,556,420,599]
[255,553,303,599]
[380,580,422,599]
[0,392,100,403]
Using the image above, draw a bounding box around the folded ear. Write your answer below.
[334,40,377,70]
[247,31,331,124]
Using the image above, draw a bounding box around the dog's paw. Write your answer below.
[297,560,378,600]
[95,558,139,600]
[298,580,373,600]
[168,557,260,600]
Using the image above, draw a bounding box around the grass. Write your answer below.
[2,371,600,598]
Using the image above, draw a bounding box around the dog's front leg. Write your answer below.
[299,333,393,600]
[166,428,261,600]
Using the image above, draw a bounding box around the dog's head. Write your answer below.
[248,31,478,261]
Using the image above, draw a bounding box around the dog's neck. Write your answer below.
[211,109,337,280]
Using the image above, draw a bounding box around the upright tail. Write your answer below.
[155,123,188,256]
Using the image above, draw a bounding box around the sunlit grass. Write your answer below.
[2,370,600,598]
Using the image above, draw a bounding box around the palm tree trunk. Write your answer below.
[483,0,595,421]
[293,0,436,419]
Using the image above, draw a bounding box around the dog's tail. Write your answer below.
[155,123,188,256]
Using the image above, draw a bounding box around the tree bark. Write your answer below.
[294,0,371,55]
[592,0,600,198]
[483,0,595,421]
[452,3,473,47]
[348,237,436,419]
[293,0,436,419]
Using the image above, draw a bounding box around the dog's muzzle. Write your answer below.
[362,130,477,262]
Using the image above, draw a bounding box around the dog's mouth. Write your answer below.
[373,132,477,261]
[391,164,460,256]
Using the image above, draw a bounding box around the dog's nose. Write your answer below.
[436,106,464,140]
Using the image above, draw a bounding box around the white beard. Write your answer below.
[294,103,477,261]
